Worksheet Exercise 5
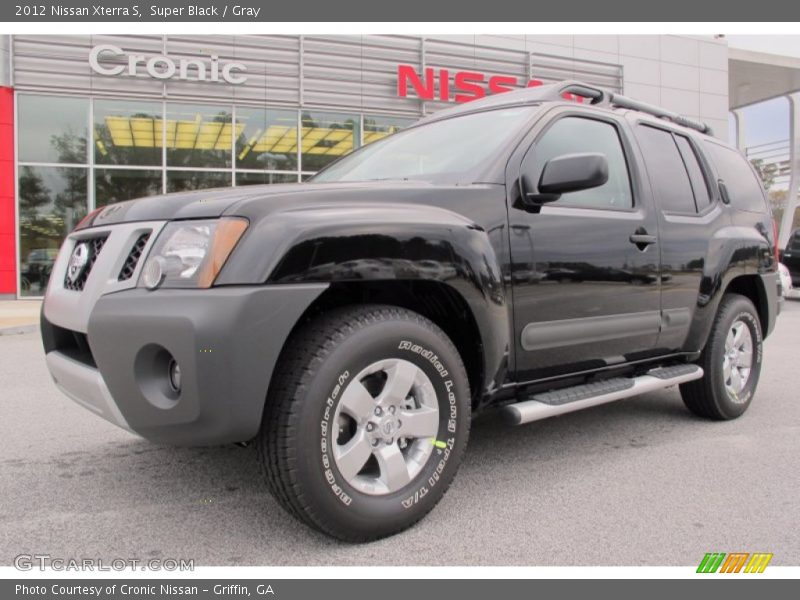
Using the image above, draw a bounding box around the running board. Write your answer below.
[502,364,704,425]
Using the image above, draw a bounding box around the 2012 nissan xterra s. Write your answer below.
[41,81,781,542]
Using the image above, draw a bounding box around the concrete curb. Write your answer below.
[0,324,38,336]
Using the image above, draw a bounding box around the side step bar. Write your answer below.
[502,364,704,425]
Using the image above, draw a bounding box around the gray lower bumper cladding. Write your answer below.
[42,284,327,445]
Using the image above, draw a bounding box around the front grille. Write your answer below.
[63,235,108,292]
[118,232,151,281]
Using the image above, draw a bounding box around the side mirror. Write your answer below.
[517,153,609,212]
[538,152,609,196]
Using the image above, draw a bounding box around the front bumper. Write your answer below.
[42,284,327,445]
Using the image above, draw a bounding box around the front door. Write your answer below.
[509,111,661,381]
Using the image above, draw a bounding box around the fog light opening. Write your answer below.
[168,359,182,394]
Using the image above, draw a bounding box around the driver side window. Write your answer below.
[530,117,633,210]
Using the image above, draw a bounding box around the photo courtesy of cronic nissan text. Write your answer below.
[0,0,799,595]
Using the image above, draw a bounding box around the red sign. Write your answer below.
[0,87,15,295]
[397,64,582,104]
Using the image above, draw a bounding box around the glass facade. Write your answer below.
[235,107,299,171]
[94,99,162,166]
[15,92,414,296]
[18,165,87,296]
[300,111,360,172]
[18,96,88,164]
[94,168,162,207]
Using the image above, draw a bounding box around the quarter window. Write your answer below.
[530,117,633,210]
[703,141,768,213]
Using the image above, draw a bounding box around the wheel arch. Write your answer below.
[279,280,496,409]
[723,274,770,336]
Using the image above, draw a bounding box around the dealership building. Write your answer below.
[0,34,793,298]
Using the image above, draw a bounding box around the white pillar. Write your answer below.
[732,108,746,151]
[779,93,800,249]
[0,35,10,87]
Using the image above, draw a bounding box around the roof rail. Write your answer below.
[415,80,714,135]
[556,81,713,135]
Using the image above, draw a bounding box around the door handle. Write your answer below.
[629,231,657,251]
[629,234,657,245]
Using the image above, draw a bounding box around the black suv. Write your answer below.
[41,81,780,542]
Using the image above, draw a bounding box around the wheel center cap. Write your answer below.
[382,421,395,435]
[368,413,401,442]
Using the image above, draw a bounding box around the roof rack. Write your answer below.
[557,81,713,135]
[416,80,714,135]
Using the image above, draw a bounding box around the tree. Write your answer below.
[750,157,778,191]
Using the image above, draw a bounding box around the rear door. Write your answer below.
[509,108,661,381]
[632,123,727,353]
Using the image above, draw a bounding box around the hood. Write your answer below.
[82,184,308,228]
[80,181,463,229]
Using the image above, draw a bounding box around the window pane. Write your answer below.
[704,141,767,212]
[236,172,298,186]
[166,104,234,168]
[235,108,298,171]
[300,111,359,172]
[94,100,163,166]
[531,117,633,210]
[18,166,87,296]
[636,126,696,213]
[166,170,232,193]
[362,115,414,146]
[95,169,162,206]
[674,135,712,211]
[17,95,88,164]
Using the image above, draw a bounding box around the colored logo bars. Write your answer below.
[697,552,773,573]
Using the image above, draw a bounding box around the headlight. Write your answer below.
[140,218,248,290]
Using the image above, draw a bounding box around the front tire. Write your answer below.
[680,293,763,420]
[257,305,471,542]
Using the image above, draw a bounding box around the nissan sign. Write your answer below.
[89,44,248,85]
[396,64,584,104]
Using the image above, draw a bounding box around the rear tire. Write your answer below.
[256,304,471,542]
[680,293,763,420]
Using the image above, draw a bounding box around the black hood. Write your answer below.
[81,181,457,228]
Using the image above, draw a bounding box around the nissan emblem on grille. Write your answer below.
[67,243,90,284]
[63,235,108,291]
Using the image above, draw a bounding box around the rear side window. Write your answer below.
[703,141,767,213]
[674,135,712,211]
[635,125,697,213]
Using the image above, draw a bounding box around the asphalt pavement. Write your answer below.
[1,301,799,566]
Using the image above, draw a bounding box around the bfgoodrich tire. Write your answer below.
[680,293,764,420]
[256,305,471,542]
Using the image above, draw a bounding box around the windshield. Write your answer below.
[312,106,538,184]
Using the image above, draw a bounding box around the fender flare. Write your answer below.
[217,202,511,397]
